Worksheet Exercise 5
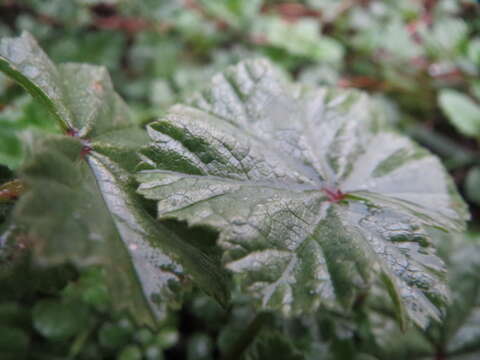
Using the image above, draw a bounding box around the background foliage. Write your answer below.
[1,0,480,359]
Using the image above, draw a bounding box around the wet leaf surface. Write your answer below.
[137,59,469,328]
[0,32,230,326]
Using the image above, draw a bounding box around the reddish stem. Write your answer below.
[66,128,78,137]
[0,180,25,201]
[80,145,92,158]
[322,188,345,203]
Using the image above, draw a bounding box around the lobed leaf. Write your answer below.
[137,59,469,328]
[0,32,230,326]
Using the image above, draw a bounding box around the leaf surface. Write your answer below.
[137,59,469,327]
[439,90,480,138]
[0,32,229,326]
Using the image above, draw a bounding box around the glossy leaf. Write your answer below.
[0,33,230,326]
[0,31,148,160]
[440,234,480,358]
[137,59,469,328]
[15,134,182,326]
[369,233,480,360]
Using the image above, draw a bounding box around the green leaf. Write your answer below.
[252,17,344,63]
[98,322,132,350]
[0,94,60,169]
[467,38,480,67]
[419,17,468,57]
[439,90,480,138]
[371,233,480,360]
[137,59,468,328]
[33,299,90,341]
[0,31,146,153]
[199,0,262,28]
[0,32,230,326]
[118,345,143,360]
[245,331,304,360]
[440,234,480,357]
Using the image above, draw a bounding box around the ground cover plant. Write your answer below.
[1,1,480,359]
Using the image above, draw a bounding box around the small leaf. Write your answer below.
[137,59,469,328]
[98,322,132,349]
[0,95,59,169]
[252,17,344,63]
[33,300,90,341]
[439,90,480,138]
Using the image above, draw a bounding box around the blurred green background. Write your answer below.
[1,1,480,359]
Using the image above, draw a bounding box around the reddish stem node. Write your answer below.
[80,145,92,158]
[66,128,78,137]
[0,180,25,201]
[322,187,345,203]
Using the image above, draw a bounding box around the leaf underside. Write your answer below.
[136,59,469,328]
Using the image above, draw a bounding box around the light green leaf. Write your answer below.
[419,17,468,57]
[439,90,480,138]
[467,38,480,67]
[252,17,344,63]
[137,59,468,328]
[199,0,262,28]
[0,32,230,326]
[0,94,60,169]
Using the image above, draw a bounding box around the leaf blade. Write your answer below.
[137,59,468,327]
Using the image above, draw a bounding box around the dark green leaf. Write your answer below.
[137,59,468,328]
[33,300,90,341]
[0,326,29,360]
[0,33,230,326]
[441,235,480,357]
[245,331,304,360]
[98,322,132,350]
